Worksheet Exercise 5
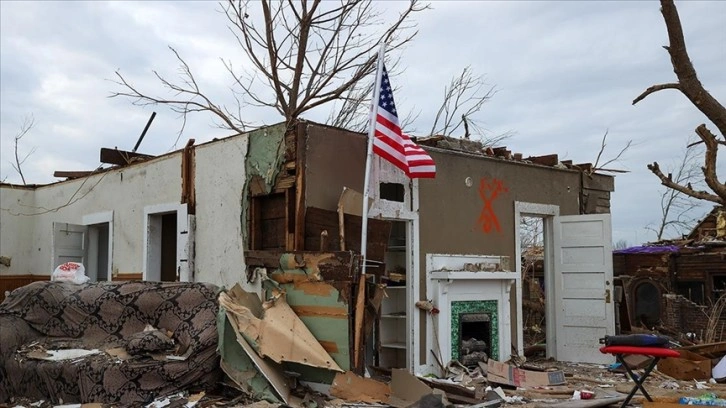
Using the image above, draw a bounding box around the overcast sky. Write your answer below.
[1,1,724,246]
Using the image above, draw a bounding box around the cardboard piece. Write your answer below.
[219,285,343,372]
[657,349,711,380]
[487,360,566,388]
[218,309,290,403]
[329,371,391,403]
[388,368,434,408]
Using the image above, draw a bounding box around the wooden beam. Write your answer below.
[53,171,94,179]
[100,147,153,166]
[294,122,307,250]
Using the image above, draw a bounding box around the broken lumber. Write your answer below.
[100,147,153,166]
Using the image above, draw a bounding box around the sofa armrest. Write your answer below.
[0,315,40,358]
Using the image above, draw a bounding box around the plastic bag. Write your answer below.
[52,262,90,284]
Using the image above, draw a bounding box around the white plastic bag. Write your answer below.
[52,262,90,284]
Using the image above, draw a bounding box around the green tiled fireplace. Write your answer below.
[450,300,498,361]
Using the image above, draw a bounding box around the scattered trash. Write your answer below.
[679,393,726,406]
[26,348,100,361]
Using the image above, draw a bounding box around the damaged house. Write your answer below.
[613,206,726,339]
[0,120,617,380]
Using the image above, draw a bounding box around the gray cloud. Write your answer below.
[1,0,724,246]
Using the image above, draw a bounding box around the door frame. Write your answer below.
[368,178,421,373]
[82,211,114,281]
[514,202,559,358]
[143,203,188,282]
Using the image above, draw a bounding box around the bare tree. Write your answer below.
[633,0,726,205]
[613,239,629,250]
[10,115,37,185]
[429,66,495,139]
[112,0,426,135]
[646,136,703,240]
[590,130,633,175]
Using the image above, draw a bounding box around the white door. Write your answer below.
[553,214,614,364]
[52,222,88,271]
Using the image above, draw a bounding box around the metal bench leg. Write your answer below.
[616,355,660,407]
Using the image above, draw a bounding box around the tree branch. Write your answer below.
[648,161,723,204]
[632,83,680,105]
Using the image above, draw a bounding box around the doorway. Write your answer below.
[514,202,558,358]
[87,222,110,281]
[145,211,178,282]
[520,215,547,353]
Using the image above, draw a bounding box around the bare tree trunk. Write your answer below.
[11,115,37,186]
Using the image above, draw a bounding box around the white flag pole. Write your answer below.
[360,43,386,275]
[354,42,386,368]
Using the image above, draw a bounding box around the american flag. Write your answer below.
[372,65,436,178]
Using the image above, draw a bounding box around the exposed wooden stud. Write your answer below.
[181,139,196,214]
[294,122,307,250]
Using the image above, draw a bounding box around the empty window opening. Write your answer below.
[677,281,705,305]
[380,183,404,202]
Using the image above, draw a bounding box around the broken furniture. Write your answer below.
[0,281,221,404]
[599,345,680,407]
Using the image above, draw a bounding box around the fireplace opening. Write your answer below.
[458,312,491,366]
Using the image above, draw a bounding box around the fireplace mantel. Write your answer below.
[424,254,521,376]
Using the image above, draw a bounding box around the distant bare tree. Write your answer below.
[10,115,37,185]
[613,239,629,250]
[589,130,632,175]
[429,66,495,139]
[646,136,703,240]
[112,0,426,135]
[634,0,725,205]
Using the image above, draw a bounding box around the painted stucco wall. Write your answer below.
[0,186,36,275]
[418,149,582,264]
[193,133,250,288]
[0,154,182,277]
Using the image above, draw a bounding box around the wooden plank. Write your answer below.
[53,171,94,179]
[0,274,48,302]
[261,219,286,249]
[112,273,143,281]
[244,250,359,282]
[304,207,391,262]
[261,194,286,219]
[294,122,307,251]
[181,139,196,214]
[250,197,263,250]
[99,147,153,166]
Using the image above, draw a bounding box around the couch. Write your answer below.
[0,280,221,404]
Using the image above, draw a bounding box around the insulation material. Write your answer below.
[329,371,391,403]
[218,285,342,372]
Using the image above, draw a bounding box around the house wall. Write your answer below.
[0,186,36,276]
[1,155,182,279]
[304,123,367,212]
[418,149,582,274]
[193,133,250,288]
